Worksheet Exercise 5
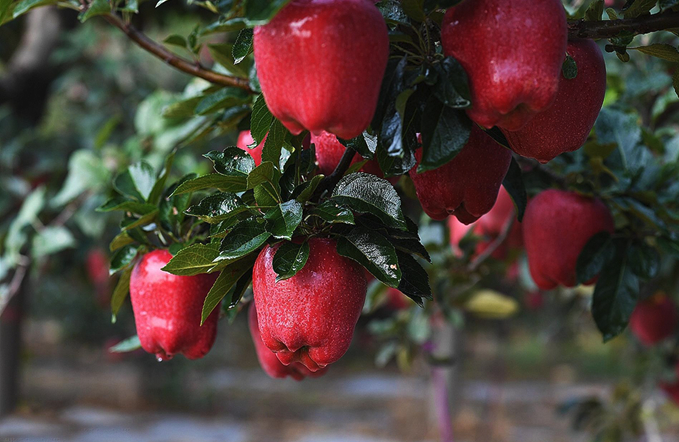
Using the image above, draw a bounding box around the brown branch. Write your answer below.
[102,14,254,92]
[311,146,357,201]
[568,11,679,40]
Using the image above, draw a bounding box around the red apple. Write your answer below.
[130,250,219,361]
[248,303,328,380]
[523,190,615,290]
[441,0,568,131]
[253,0,389,139]
[311,131,384,177]
[629,293,678,346]
[410,125,512,224]
[253,238,367,371]
[386,288,411,311]
[502,39,607,163]
[448,186,522,259]
[237,131,264,166]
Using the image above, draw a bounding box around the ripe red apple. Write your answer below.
[130,250,219,361]
[523,190,615,290]
[629,293,678,346]
[253,238,367,371]
[448,186,522,259]
[237,131,264,166]
[441,0,568,131]
[253,0,389,139]
[248,303,328,380]
[501,39,607,163]
[311,131,384,177]
[410,125,512,224]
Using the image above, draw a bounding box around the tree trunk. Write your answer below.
[429,319,463,442]
[0,282,26,417]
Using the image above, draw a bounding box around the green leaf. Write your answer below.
[195,88,250,115]
[591,240,640,342]
[294,175,324,203]
[562,54,578,80]
[109,335,141,353]
[53,151,110,207]
[162,96,203,119]
[433,57,471,109]
[217,219,271,260]
[400,0,426,21]
[97,197,157,215]
[261,119,288,166]
[161,243,221,276]
[628,242,660,280]
[630,44,679,62]
[164,34,188,48]
[79,0,110,21]
[185,192,249,224]
[265,200,303,240]
[32,226,76,258]
[576,232,615,284]
[272,241,310,281]
[208,43,249,78]
[584,0,604,21]
[243,0,292,25]
[247,161,278,190]
[501,158,527,222]
[205,146,256,177]
[396,251,431,305]
[201,254,257,324]
[332,173,407,230]
[172,173,248,195]
[114,162,156,202]
[111,265,133,320]
[624,0,657,18]
[110,245,139,275]
[309,201,355,225]
[121,210,158,231]
[336,228,401,288]
[250,94,273,144]
[109,232,135,252]
[418,97,472,172]
[233,28,254,64]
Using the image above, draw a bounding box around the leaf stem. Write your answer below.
[311,146,356,201]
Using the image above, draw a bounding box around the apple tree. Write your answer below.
[2,0,679,439]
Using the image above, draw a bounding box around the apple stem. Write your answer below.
[311,146,357,201]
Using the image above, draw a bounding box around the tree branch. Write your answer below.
[102,14,254,92]
[568,11,679,40]
[311,147,357,201]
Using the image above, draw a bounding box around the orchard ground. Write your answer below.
[2,313,679,442]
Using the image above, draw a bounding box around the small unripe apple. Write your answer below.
[311,131,384,177]
[248,303,328,380]
[629,293,678,346]
[130,250,219,361]
[253,238,367,371]
[441,0,568,130]
[410,125,512,224]
[237,131,264,166]
[449,186,522,259]
[253,0,389,139]
[523,190,615,290]
[502,39,607,163]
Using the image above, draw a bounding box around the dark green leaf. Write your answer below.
[185,192,249,224]
[110,245,138,276]
[114,162,156,202]
[272,241,310,281]
[332,173,407,230]
[265,200,303,240]
[97,197,157,215]
[418,97,472,172]
[336,228,401,287]
[205,147,256,176]
[243,0,292,25]
[261,119,288,166]
[79,0,110,21]
[233,28,254,64]
[250,94,273,143]
[161,242,221,276]
[562,54,578,80]
[201,254,257,324]
[628,242,660,280]
[576,232,615,284]
[172,173,248,195]
[502,158,527,222]
[433,57,471,109]
[309,200,355,225]
[217,219,271,260]
[111,266,133,321]
[396,251,431,305]
[195,87,250,115]
[584,0,604,21]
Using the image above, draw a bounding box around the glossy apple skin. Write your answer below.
[311,131,384,177]
[502,39,607,163]
[248,303,328,381]
[253,0,389,139]
[130,250,219,361]
[253,238,367,371]
[441,0,567,131]
[448,186,522,259]
[629,293,678,346]
[410,125,512,224]
[237,131,265,166]
[523,190,615,290]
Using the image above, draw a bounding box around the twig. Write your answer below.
[102,14,254,92]
[311,146,356,201]
[467,218,514,273]
[568,11,679,40]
